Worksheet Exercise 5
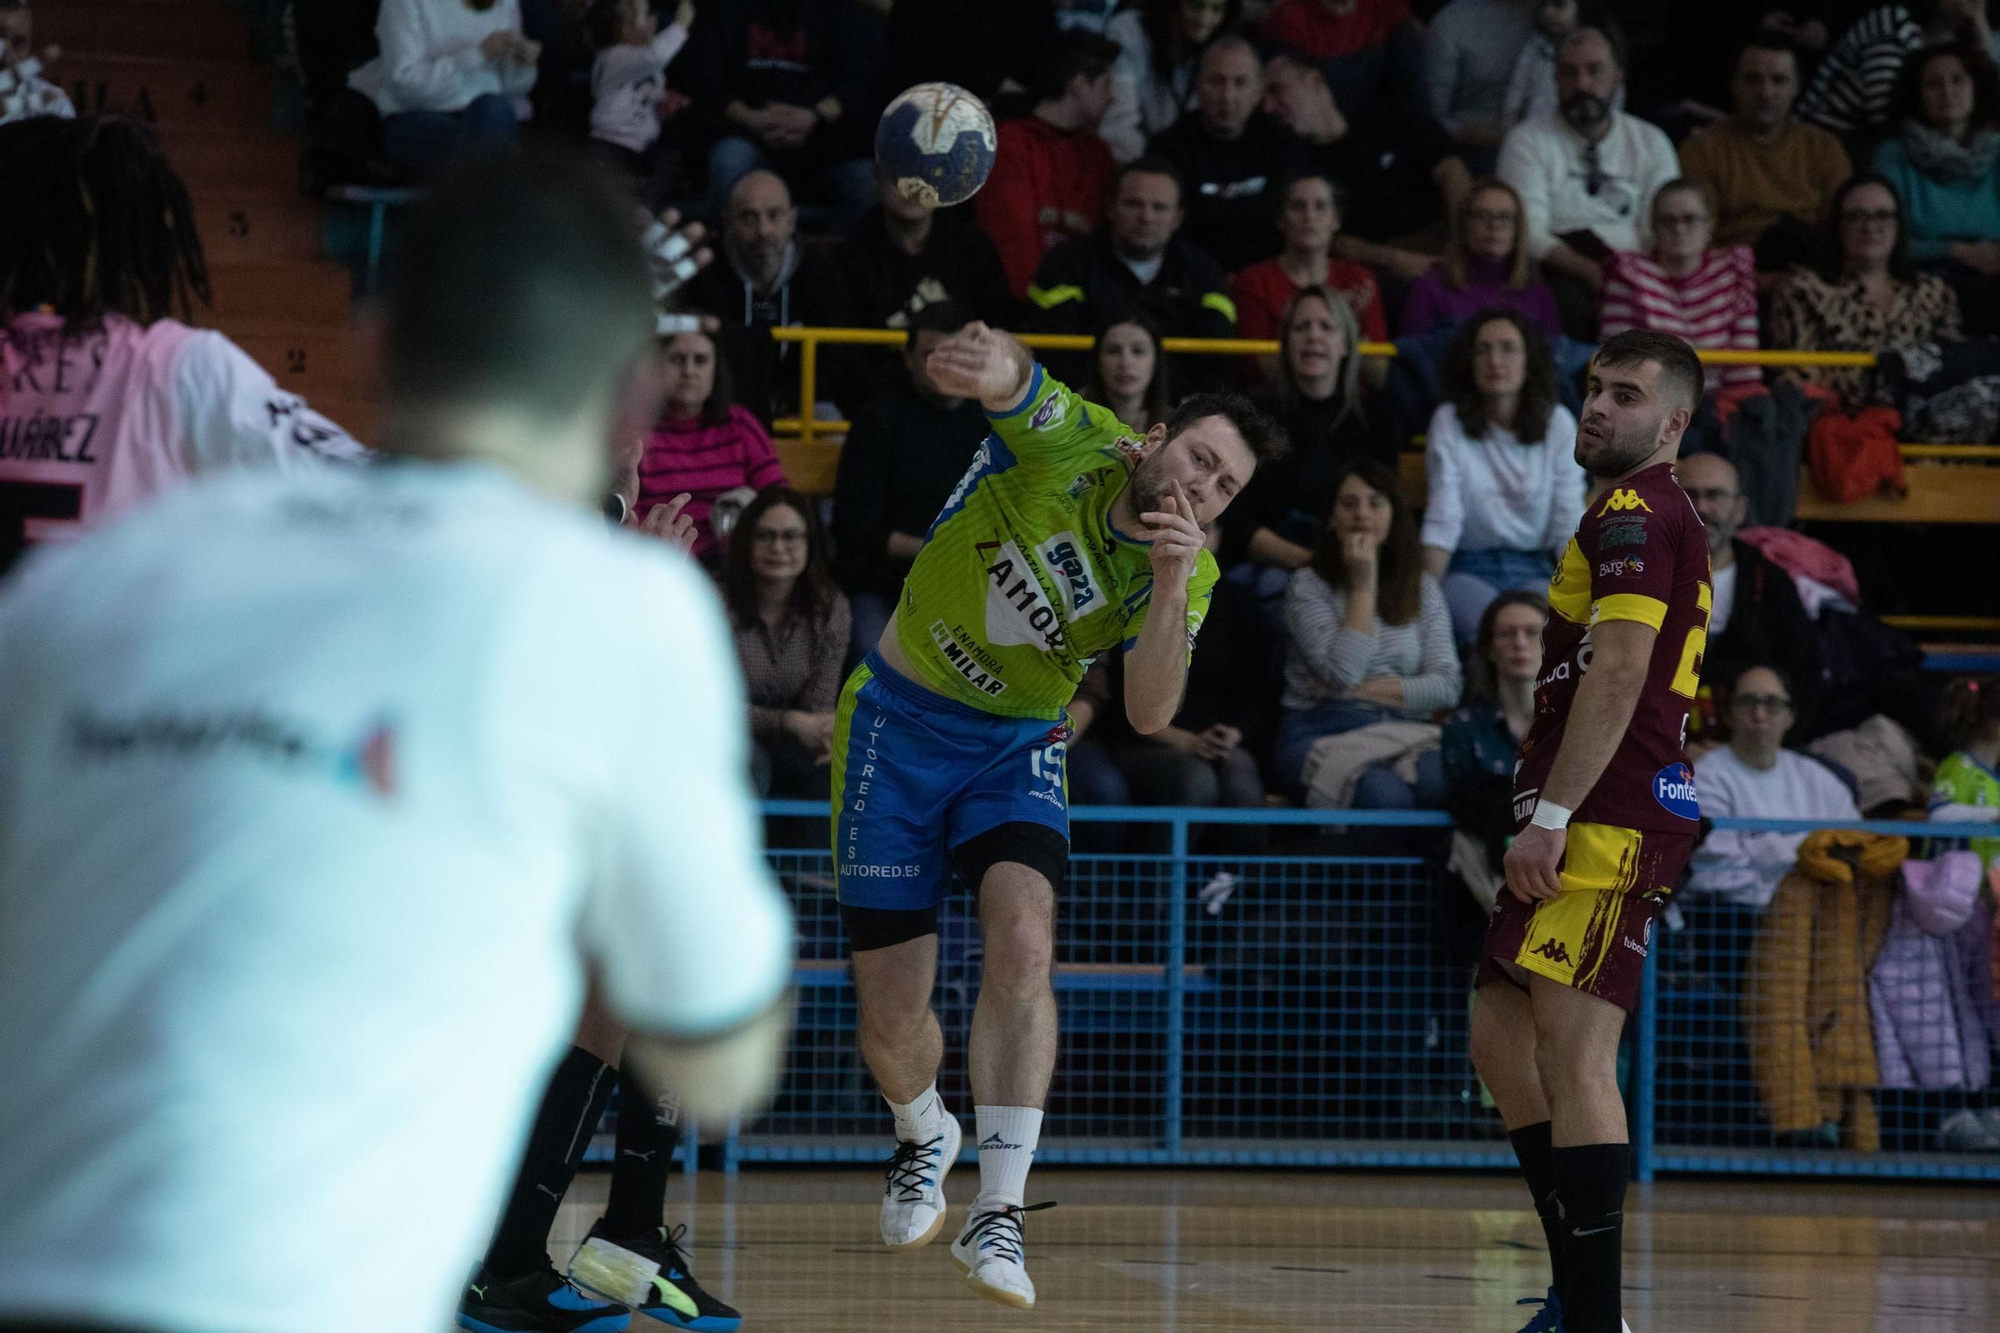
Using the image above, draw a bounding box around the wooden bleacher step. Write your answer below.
[203,261,352,325]
[37,2,249,64]
[60,53,272,129]
[228,325,372,404]
[192,191,324,266]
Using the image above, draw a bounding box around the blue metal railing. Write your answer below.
[737,802,2000,1183]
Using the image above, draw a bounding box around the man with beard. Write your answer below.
[1468,328,1708,1333]
[1497,26,1680,337]
[830,323,1283,1309]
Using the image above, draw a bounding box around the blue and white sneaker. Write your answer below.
[568,1219,742,1331]
[457,1265,630,1333]
[880,1113,962,1250]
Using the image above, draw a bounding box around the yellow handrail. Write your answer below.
[768,325,1883,444]
[1884,614,2000,632]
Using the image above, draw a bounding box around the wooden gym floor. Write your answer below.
[531,1168,1997,1332]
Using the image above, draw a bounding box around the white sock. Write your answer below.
[973,1105,1042,1208]
[887,1083,948,1144]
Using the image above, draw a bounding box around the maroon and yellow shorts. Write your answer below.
[1476,821,1694,1013]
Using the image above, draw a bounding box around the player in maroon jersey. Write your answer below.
[1469,329,1711,1333]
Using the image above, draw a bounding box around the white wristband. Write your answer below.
[1530,800,1574,831]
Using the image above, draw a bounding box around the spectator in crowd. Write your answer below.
[1231,287,1397,573]
[1083,312,1172,433]
[1687,663,1861,914]
[1870,40,2000,333]
[1675,453,1823,739]
[1496,25,1681,337]
[637,328,788,562]
[1500,0,1588,131]
[1274,462,1461,805]
[837,170,1014,404]
[724,486,852,798]
[1103,0,1242,162]
[1056,0,1123,33]
[1065,659,1135,846]
[1262,47,1471,283]
[832,303,988,656]
[585,0,694,208]
[1419,308,1582,646]
[1232,171,1389,347]
[681,169,849,422]
[1931,676,2000,869]
[975,29,1122,299]
[1599,179,1763,394]
[1796,0,1988,139]
[1103,526,1272,823]
[1679,35,1854,279]
[686,0,876,228]
[1261,0,1434,138]
[1425,0,1538,169]
[1436,591,1547,957]
[1149,37,1308,273]
[1768,173,1963,413]
[0,2,72,123]
[1399,177,1562,340]
[1027,157,1237,380]
[348,0,539,180]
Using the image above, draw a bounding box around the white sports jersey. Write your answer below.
[0,312,364,572]
[0,461,794,1333]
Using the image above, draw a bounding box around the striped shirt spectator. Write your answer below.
[637,331,787,559]
[1797,5,1926,135]
[1599,181,1761,392]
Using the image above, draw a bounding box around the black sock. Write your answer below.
[1507,1121,1570,1301]
[602,1072,680,1236]
[483,1046,617,1278]
[1551,1142,1630,1333]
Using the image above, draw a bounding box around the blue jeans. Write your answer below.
[1352,749,1445,809]
[1442,547,1554,647]
[706,134,877,232]
[381,93,519,181]
[1273,699,1396,800]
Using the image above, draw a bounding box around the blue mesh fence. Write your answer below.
[733,804,2000,1182]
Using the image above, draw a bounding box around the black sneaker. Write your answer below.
[567,1219,743,1332]
[457,1264,631,1333]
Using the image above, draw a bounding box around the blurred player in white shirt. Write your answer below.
[0,115,364,576]
[0,147,795,1333]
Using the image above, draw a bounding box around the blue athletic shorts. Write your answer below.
[830,651,1071,910]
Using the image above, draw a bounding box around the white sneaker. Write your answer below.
[950,1199,1056,1309]
[879,1113,961,1250]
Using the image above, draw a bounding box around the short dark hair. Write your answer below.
[1118,154,1185,206]
[1734,33,1803,77]
[665,327,736,429]
[1592,328,1704,416]
[385,146,656,421]
[1033,30,1121,104]
[1563,21,1627,72]
[1725,661,1796,700]
[1442,307,1559,444]
[1894,40,2000,134]
[907,300,973,337]
[1163,390,1289,468]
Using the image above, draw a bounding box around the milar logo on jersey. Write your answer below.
[979,539,1072,657]
[1599,488,1653,516]
[929,620,1008,696]
[1030,388,1067,431]
[1035,531,1101,617]
[1653,762,1700,820]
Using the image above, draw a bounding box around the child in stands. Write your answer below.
[588,0,695,208]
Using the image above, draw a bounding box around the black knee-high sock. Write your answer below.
[1507,1121,1570,1301]
[602,1073,680,1236]
[483,1046,617,1278]
[1551,1143,1629,1333]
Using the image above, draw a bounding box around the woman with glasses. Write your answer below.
[1869,40,2000,334]
[723,486,851,798]
[1398,178,1562,341]
[639,329,788,561]
[1599,179,1762,395]
[1768,173,1963,412]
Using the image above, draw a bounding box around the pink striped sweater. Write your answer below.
[1599,246,1761,392]
[637,404,787,557]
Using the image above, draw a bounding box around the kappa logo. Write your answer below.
[1532,938,1573,967]
[1598,488,1653,516]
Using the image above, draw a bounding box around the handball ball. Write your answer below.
[875,82,997,208]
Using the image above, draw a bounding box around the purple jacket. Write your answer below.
[1397,254,1563,342]
[1868,856,1996,1091]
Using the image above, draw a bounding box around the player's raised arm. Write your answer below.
[1124,481,1205,734]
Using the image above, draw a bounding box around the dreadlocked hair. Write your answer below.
[0,115,211,332]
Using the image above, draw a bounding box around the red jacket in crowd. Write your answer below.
[975,115,1116,299]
